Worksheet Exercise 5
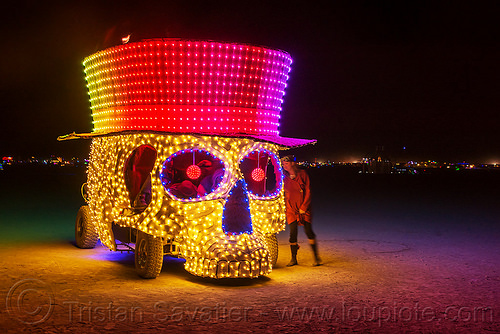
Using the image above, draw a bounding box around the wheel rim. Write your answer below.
[137,239,148,269]
[76,216,84,238]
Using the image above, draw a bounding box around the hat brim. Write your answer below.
[249,135,316,148]
[58,131,316,149]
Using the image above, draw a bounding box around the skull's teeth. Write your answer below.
[184,257,271,278]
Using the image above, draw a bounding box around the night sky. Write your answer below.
[1,1,499,162]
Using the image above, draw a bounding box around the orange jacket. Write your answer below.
[283,168,311,225]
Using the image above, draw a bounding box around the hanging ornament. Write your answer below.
[251,167,265,182]
[186,150,201,180]
[251,151,265,182]
[186,164,201,180]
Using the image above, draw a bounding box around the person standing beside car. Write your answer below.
[281,155,321,266]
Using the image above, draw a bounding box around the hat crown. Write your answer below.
[83,39,293,137]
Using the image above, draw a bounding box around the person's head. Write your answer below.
[281,155,297,173]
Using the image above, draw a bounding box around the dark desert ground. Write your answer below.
[0,164,499,333]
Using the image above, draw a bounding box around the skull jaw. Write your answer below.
[183,235,272,278]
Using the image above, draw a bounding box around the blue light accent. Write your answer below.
[221,179,253,235]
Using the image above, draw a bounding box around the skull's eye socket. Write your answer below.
[124,145,157,210]
[239,150,282,198]
[161,149,225,200]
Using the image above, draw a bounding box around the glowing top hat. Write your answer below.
[61,38,315,148]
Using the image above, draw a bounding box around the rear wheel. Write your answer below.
[135,230,163,278]
[75,205,98,248]
[265,233,279,267]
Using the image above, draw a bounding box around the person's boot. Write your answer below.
[310,242,322,266]
[286,244,299,266]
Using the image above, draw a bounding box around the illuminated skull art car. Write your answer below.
[60,39,315,279]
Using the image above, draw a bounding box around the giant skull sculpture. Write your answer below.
[87,133,285,278]
[62,39,315,279]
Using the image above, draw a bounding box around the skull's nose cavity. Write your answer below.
[222,179,252,235]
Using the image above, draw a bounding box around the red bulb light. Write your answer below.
[251,168,265,182]
[186,164,201,180]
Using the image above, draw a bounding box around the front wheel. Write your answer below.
[135,230,163,278]
[75,205,98,248]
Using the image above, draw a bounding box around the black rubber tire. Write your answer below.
[135,230,163,278]
[265,233,279,267]
[75,205,98,249]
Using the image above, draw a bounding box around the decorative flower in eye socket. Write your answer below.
[186,164,201,180]
[251,167,265,182]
